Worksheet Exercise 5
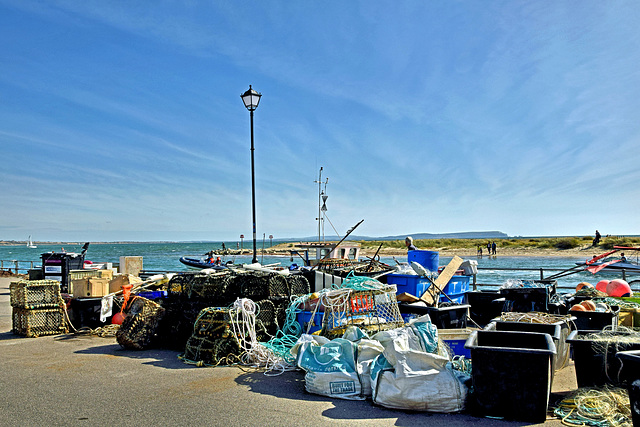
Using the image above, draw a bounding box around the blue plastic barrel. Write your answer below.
[408,250,439,272]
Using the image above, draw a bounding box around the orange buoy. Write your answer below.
[580,300,597,311]
[111,312,125,325]
[576,282,594,292]
[606,279,633,297]
[570,304,586,311]
[596,280,610,293]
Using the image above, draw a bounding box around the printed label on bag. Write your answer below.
[330,381,356,394]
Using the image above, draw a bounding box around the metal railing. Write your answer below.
[472,266,639,293]
[0,259,38,274]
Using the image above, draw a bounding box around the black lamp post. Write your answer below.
[241,85,262,264]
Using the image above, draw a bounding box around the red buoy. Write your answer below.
[607,279,633,297]
[112,312,125,325]
[595,280,610,293]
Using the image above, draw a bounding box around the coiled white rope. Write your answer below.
[228,298,294,375]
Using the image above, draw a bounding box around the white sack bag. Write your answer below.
[370,322,468,412]
[356,339,384,397]
[294,336,364,400]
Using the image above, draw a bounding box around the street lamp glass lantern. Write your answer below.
[241,85,262,111]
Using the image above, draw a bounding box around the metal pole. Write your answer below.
[318,168,322,242]
[250,109,258,264]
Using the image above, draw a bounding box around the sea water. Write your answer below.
[0,241,632,291]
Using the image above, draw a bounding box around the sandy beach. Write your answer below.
[259,243,598,259]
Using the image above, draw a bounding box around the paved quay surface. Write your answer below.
[0,276,576,426]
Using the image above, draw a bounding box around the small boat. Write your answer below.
[575,246,640,274]
[179,256,229,270]
[27,236,37,249]
[575,260,640,273]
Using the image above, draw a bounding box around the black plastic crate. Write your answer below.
[69,297,118,329]
[465,330,556,423]
[466,290,503,327]
[41,252,85,293]
[571,305,619,331]
[399,303,469,329]
[500,279,558,313]
[485,316,574,371]
[567,329,640,388]
[616,350,640,426]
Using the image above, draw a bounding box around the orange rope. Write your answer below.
[121,284,133,313]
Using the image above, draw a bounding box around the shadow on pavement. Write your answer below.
[0,331,21,341]
[74,342,193,370]
[235,370,537,426]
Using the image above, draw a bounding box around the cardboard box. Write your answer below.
[98,269,114,280]
[108,274,142,294]
[119,256,143,276]
[72,277,109,298]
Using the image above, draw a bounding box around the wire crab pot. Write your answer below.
[322,286,404,339]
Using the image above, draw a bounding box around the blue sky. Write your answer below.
[1,1,639,242]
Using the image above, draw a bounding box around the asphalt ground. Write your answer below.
[0,276,575,426]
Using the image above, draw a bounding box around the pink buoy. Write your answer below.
[595,280,609,293]
[607,279,633,297]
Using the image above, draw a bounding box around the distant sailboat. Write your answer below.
[27,235,37,249]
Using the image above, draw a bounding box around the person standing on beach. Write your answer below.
[405,236,417,251]
[477,245,482,257]
[491,241,497,255]
[593,230,601,246]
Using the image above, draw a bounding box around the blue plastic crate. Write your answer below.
[297,310,324,334]
[137,290,167,300]
[387,274,430,297]
[441,275,470,304]
[439,328,476,358]
[407,250,439,272]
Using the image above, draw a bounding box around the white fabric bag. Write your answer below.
[370,317,469,412]
[293,335,364,400]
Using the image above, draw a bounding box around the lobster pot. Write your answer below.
[182,335,242,366]
[116,297,165,350]
[323,286,404,338]
[191,307,237,339]
[10,280,62,309]
[181,305,268,366]
[287,275,310,296]
[189,306,270,342]
[12,307,67,337]
[166,272,231,302]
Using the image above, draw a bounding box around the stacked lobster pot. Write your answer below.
[10,279,68,337]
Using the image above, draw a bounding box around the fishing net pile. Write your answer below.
[553,387,632,427]
[582,327,640,353]
[499,312,573,324]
